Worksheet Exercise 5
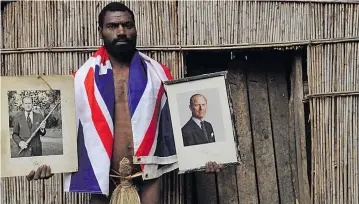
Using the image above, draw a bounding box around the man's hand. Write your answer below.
[205,161,224,173]
[19,141,28,149]
[26,165,54,181]
[39,121,46,131]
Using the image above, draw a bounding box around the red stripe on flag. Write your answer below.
[84,68,113,159]
[160,64,173,80]
[136,84,165,159]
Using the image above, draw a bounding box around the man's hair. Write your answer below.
[22,96,33,103]
[98,2,135,28]
[189,94,207,106]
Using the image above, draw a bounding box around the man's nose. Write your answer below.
[117,25,126,36]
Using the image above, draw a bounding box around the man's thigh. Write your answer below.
[138,177,161,204]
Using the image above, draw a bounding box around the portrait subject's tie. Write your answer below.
[27,112,32,130]
[200,121,209,142]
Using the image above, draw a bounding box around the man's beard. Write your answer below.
[103,37,137,63]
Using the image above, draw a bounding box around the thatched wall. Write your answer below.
[308,42,359,204]
[1,1,359,204]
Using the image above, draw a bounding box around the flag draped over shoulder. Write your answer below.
[63,46,178,196]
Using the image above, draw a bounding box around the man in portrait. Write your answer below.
[11,96,46,157]
[181,94,216,147]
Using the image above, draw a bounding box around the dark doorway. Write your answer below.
[182,48,311,204]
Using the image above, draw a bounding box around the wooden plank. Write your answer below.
[217,167,239,204]
[267,66,296,203]
[184,173,195,204]
[291,54,311,204]
[195,172,218,204]
[289,65,301,204]
[227,60,259,204]
[247,58,279,204]
[215,60,240,204]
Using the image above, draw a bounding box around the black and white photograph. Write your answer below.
[1,75,78,178]
[164,72,240,174]
[8,90,63,158]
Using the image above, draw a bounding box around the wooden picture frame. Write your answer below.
[164,71,241,174]
[1,75,78,177]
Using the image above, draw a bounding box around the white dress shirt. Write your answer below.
[191,117,203,128]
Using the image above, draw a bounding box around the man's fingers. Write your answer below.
[212,162,219,172]
[206,162,213,172]
[214,162,221,172]
[40,166,47,179]
[205,161,225,173]
[212,161,218,171]
[205,162,209,172]
[33,165,44,180]
[26,170,35,181]
[19,141,27,149]
[209,161,215,172]
[45,166,52,178]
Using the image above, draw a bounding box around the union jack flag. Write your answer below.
[63,46,178,195]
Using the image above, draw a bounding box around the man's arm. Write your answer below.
[11,116,22,145]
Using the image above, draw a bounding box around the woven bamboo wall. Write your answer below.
[1,0,359,204]
[307,42,359,204]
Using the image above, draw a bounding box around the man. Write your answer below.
[12,96,46,157]
[26,2,223,204]
[181,94,216,147]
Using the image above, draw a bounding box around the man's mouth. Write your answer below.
[115,41,128,45]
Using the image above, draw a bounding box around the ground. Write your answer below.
[9,128,63,158]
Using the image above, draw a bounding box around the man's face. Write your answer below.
[23,97,33,112]
[99,11,137,59]
[190,96,207,120]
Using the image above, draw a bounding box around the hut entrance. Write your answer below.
[182,49,311,204]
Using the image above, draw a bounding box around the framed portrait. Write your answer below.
[1,75,78,177]
[164,71,240,174]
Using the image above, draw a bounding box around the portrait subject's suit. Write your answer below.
[181,117,216,147]
[12,111,46,157]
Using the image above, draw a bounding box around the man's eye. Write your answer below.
[124,23,134,28]
[107,24,116,29]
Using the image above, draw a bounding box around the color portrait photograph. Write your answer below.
[164,72,240,174]
[178,90,226,147]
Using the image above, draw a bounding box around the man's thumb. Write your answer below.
[26,170,35,181]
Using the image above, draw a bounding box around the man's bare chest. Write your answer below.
[111,68,138,173]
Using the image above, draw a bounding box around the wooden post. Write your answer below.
[227,60,259,204]
[247,57,279,204]
[291,54,311,204]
